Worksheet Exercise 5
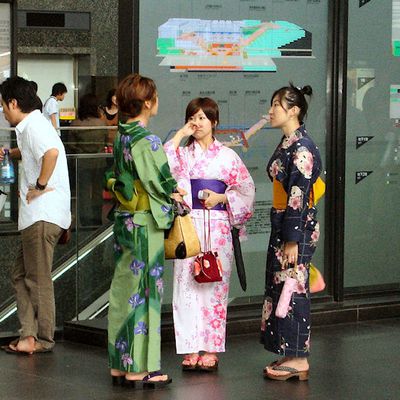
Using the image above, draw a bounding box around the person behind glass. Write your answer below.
[106,73,183,387]
[164,98,255,371]
[0,76,71,354]
[103,88,118,126]
[102,88,119,149]
[28,80,43,110]
[260,84,323,381]
[69,93,107,226]
[43,82,67,135]
[69,93,107,153]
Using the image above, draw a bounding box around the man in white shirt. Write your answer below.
[42,82,67,135]
[0,76,71,354]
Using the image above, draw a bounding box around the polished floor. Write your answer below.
[0,318,399,400]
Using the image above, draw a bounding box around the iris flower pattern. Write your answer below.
[121,353,133,368]
[115,338,128,353]
[145,135,162,151]
[128,293,145,309]
[134,321,148,335]
[130,259,145,275]
[150,263,164,279]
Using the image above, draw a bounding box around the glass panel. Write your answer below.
[345,1,400,288]
[138,0,329,302]
[0,125,116,333]
[0,3,16,333]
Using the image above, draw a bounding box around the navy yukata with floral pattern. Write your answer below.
[260,125,323,357]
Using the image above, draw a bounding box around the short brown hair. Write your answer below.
[185,97,219,126]
[184,97,219,146]
[116,73,157,118]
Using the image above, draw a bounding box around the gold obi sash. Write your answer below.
[272,178,288,210]
[272,177,325,210]
[106,178,150,212]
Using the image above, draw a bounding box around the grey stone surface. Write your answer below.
[17,0,118,76]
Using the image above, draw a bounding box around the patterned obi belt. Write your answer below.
[191,179,227,211]
[272,177,325,210]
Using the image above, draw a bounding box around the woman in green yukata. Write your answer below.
[105,73,183,388]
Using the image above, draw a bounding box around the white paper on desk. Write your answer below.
[0,191,7,212]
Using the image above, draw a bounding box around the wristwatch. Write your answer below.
[35,179,47,191]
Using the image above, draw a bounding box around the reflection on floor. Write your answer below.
[0,318,399,400]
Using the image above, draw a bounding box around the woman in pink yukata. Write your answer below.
[164,98,255,371]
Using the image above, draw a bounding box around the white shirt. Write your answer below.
[43,96,60,135]
[16,110,71,231]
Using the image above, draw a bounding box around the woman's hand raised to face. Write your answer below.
[177,122,197,138]
[172,122,198,149]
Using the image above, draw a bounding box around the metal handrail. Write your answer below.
[0,125,117,131]
[0,225,114,323]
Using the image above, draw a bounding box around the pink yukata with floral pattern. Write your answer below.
[164,139,255,354]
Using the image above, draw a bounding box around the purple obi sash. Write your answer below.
[191,179,227,211]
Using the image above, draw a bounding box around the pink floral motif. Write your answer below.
[202,307,211,318]
[208,142,219,156]
[213,304,226,319]
[273,275,281,285]
[213,335,223,347]
[297,264,306,272]
[311,230,320,242]
[210,319,221,330]
[217,237,227,247]
[227,168,239,186]
[288,186,303,210]
[288,196,302,210]
[217,221,230,235]
[304,335,311,352]
[296,282,307,294]
[294,147,314,179]
[269,160,283,177]
[310,222,320,245]
[281,134,300,149]
[238,164,250,179]
[274,246,285,266]
[261,297,273,331]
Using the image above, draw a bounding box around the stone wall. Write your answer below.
[17,0,118,77]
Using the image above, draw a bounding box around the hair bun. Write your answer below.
[300,85,313,97]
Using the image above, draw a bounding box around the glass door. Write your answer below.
[344,1,400,290]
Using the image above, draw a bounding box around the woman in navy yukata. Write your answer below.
[260,84,323,381]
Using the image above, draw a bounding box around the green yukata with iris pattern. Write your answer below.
[107,121,176,373]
